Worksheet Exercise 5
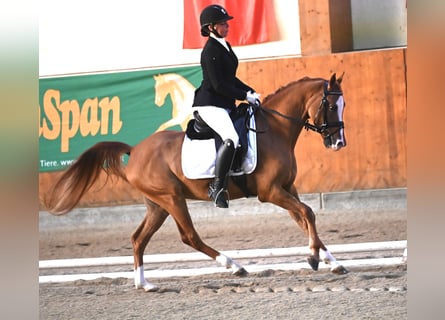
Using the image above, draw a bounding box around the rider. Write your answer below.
[192,4,260,209]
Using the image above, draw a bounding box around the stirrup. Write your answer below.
[208,184,229,208]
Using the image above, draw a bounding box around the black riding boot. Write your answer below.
[209,139,235,208]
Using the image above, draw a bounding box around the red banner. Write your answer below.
[183,0,277,49]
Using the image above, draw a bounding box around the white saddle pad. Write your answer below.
[181,112,257,179]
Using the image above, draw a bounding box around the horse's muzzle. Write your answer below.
[324,136,346,151]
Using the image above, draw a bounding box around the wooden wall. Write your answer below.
[39,48,407,208]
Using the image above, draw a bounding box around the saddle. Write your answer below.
[185,103,253,173]
[182,103,257,197]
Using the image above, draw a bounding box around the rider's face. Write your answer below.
[212,21,229,38]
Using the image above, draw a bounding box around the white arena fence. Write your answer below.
[39,240,407,283]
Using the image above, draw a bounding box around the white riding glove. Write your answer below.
[246,90,261,106]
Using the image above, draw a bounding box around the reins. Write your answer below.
[245,105,302,134]
[247,81,344,138]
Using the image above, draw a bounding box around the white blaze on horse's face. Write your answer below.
[331,95,346,151]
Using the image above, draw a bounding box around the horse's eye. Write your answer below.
[330,104,338,112]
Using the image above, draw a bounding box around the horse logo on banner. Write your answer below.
[153,73,196,132]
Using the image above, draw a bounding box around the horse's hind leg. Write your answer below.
[162,195,247,276]
[131,198,169,291]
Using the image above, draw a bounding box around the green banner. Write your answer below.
[39,66,201,172]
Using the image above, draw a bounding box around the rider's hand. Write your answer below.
[246,90,261,106]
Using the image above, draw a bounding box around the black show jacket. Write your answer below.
[192,37,253,111]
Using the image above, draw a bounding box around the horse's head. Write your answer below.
[153,74,167,107]
[309,73,346,151]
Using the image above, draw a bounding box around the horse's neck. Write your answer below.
[167,80,194,116]
[263,82,316,141]
[270,94,308,123]
[281,80,322,120]
[168,84,183,101]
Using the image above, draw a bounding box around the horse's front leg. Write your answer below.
[155,119,177,132]
[287,204,347,274]
[286,201,324,270]
[263,185,348,274]
[288,185,348,273]
[319,248,348,274]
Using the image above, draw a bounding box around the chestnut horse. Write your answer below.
[44,73,347,292]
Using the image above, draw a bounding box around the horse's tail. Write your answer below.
[43,141,132,215]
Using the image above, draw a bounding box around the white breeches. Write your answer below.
[193,106,239,147]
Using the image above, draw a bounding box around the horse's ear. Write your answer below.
[337,72,345,84]
[329,73,337,89]
[328,72,344,89]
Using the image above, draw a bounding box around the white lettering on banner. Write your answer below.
[39,159,75,169]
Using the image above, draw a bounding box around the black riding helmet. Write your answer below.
[200,4,233,37]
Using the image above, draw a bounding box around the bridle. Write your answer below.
[252,81,344,140]
[303,81,344,140]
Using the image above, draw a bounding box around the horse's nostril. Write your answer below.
[333,140,345,150]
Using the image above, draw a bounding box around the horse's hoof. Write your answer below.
[136,282,159,292]
[233,267,248,277]
[144,285,159,292]
[331,265,349,275]
[307,256,320,271]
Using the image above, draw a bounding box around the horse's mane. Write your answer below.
[160,73,195,88]
[262,76,324,104]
